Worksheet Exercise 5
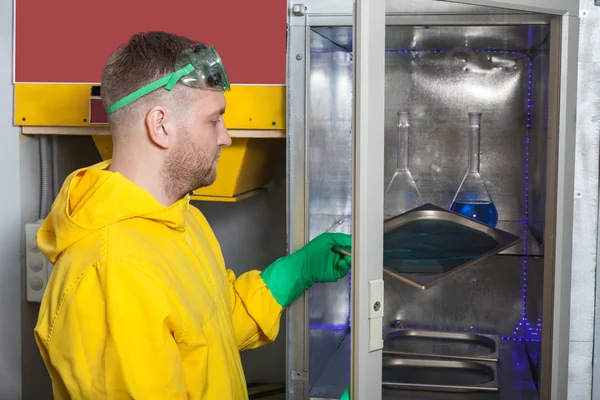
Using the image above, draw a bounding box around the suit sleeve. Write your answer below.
[188,206,284,351]
[227,269,284,351]
[34,260,187,399]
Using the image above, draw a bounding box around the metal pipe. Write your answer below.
[51,135,60,199]
[39,136,50,219]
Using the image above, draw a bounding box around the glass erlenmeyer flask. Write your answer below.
[450,112,499,227]
[384,111,424,220]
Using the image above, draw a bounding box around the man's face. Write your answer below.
[162,90,231,199]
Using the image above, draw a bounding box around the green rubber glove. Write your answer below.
[261,232,352,308]
[340,385,350,400]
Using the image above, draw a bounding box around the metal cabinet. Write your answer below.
[286,0,581,399]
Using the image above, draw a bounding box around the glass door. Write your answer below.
[350,1,578,399]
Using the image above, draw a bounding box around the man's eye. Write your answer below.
[211,116,223,127]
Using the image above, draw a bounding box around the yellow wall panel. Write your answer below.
[14,84,286,130]
[90,135,280,202]
[15,84,90,126]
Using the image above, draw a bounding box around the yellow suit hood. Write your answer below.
[38,160,186,264]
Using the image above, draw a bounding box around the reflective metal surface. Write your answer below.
[385,0,540,15]
[286,10,310,398]
[303,22,551,396]
[296,0,555,28]
[309,339,538,400]
[383,46,532,225]
[285,4,592,396]
[384,255,543,338]
[382,341,539,400]
[312,25,551,53]
[383,204,521,289]
[308,24,550,245]
[306,43,353,329]
[306,32,353,398]
[291,3,586,400]
[382,356,499,393]
[384,329,500,362]
[529,51,550,251]
[307,48,353,237]
[309,334,351,399]
[310,25,551,257]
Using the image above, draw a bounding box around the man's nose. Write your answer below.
[217,124,232,147]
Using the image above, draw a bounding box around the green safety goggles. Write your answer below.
[106,44,231,115]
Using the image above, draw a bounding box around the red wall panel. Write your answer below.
[15,0,286,84]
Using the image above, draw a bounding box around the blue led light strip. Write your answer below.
[509,56,541,342]
[309,324,349,331]
[348,270,352,329]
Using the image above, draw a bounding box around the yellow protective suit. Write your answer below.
[34,160,284,400]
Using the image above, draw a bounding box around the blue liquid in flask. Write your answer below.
[451,200,498,227]
[451,112,499,227]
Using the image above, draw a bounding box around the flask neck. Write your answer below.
[468,123,480,174]
[397,120,410,171]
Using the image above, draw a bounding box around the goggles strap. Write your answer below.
[105,63,195,115]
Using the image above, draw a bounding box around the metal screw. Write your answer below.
[373,301,381,312]
[293,4,306,16]
[296,54,303,60]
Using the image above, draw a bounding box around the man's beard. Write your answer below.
[161,133,220,200]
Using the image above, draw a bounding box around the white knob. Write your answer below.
[30,277,44,291]
[28,240,40,253]
[29,258,44,272]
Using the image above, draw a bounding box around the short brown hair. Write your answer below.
[101,31,200,126]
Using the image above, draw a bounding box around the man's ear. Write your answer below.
[146,106,173,149]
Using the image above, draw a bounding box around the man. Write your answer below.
[34,31,352,399]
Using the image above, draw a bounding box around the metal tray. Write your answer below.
[383,328,499,362]
[332,203,521,289]
[382,356,499,393]
[383,203,521,289]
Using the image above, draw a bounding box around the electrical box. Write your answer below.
[25,222,51,303]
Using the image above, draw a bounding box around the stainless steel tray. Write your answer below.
[383,329,499,362]
[332,203,521,289]
[383,203,521,289]
[382,356,499,393]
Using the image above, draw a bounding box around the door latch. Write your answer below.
[368,279,384,352]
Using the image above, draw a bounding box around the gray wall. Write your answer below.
[1,0,23,397]
[19,135,287,398]
[569,1,600,398]
[575,1,600,399]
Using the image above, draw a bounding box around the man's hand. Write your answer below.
[260,232,352,307]
[293,232,352,283]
